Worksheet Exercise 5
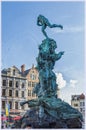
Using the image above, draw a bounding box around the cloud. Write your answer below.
[51,25,84,34]
[69,79,78,88]
[56,73,66,89]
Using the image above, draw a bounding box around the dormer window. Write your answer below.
[13,69,15,75]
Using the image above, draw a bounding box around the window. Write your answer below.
[80,101,85,106]
[9,90,12,97]
[80,102,82,106]
[34,75,36,80]
[2,101,5,109]
[21,106,24,109]
[2,89,6,96]
[83,102,85,106]
[9,80,12,87]
[32,93,35,97]
[22,83,24,88]
[32,82,35,87]
[16,81,19,88]
[15,90,18,97]
[80,108,83,112]
[22,91,24,97]
[9,101,12,109]
[2,80,6,86]
[15,102,18,109]
[28,90,31,96]
[74,103,78,107]
[13,70,15,75]
[28,82,31,87]
[30,74,36,80]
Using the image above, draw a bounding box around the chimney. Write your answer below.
[32,64,34,69]
[21,64,25,73]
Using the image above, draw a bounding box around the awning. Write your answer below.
[13,116,21,120]
[1,116,8,120]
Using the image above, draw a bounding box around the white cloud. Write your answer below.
[70,79,78,88]
[56,73,66,89]
[51,25,84,34]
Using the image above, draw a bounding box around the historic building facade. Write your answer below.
[1,64,39,116]
[71,93,85,121]
[21,64,39,100]
[1,66,28,116]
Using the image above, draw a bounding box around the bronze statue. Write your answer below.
[37,14,63,38]
[19,15,83,129]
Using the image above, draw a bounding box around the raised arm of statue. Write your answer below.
[55,51,64,61]
[37,14,63,38]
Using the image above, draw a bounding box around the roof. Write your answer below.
[20,69,30,77]
[72,93,85,100]
[1,69,8,74]
[20,66,38,77]
[2,65,38,77]
[1,66,25,78]
[12,65,20,72]
[79,93,85,99]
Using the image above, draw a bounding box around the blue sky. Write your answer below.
[2,1,85,103]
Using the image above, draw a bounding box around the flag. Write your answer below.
[5,104,10,116]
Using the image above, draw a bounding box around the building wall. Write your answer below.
[71,100,80,111]
[1,66,28,116]
[71,94,85,121]
[26,65,39,100]
[79,99,85,121]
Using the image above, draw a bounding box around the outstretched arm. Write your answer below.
[49,24,63,30]
[58,25,63,29]
[55,51,64,61]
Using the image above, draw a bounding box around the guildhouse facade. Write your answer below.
[1,66,28,116]
[1,64,39,116]
[71,93,85,121]
[21,64,39,100]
